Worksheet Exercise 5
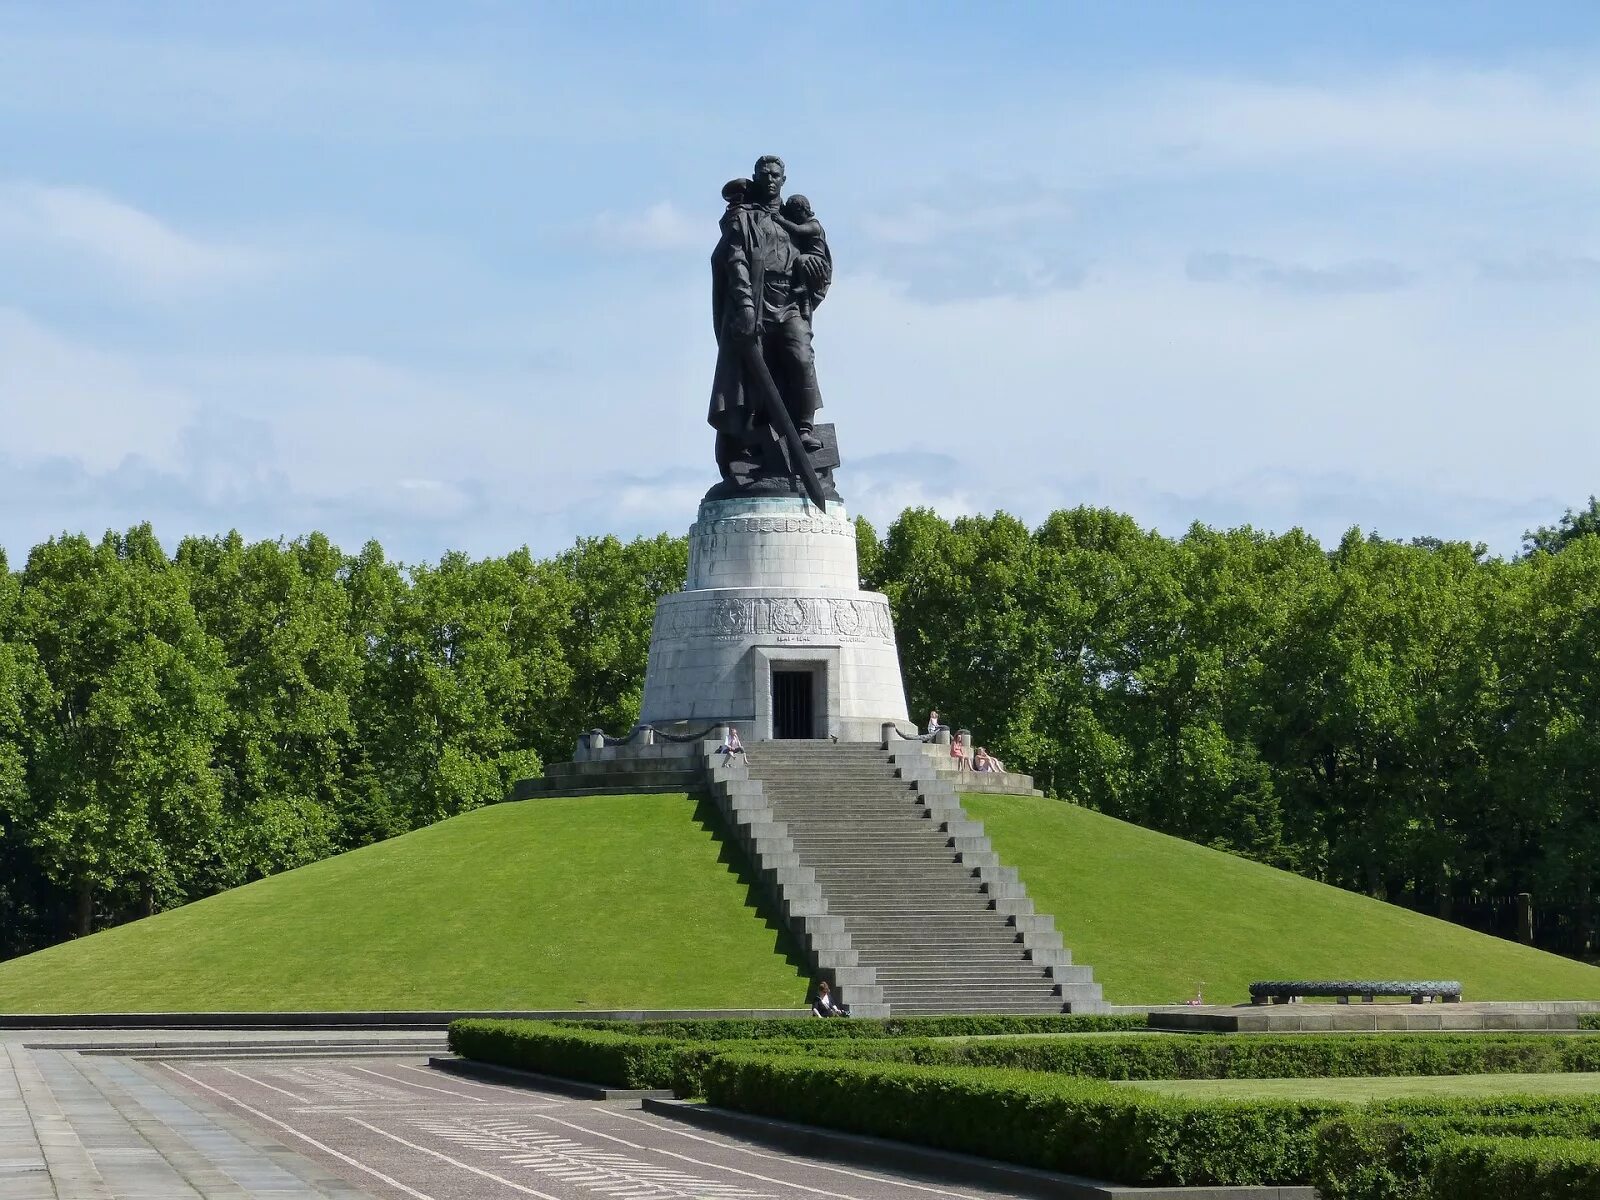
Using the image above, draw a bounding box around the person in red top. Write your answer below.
[951,737,970,771]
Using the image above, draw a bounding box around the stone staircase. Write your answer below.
[704,740,1107,1016]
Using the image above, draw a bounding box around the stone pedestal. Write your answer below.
[639,496,910,742]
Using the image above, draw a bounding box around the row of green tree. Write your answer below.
[0,525,683,957]
[1,501,1597,962]
[866,501,1600,950]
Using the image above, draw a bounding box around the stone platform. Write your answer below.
[1149,1000,1600,1033]
[638,495,909,741]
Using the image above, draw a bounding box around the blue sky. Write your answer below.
[0,1,1596,563]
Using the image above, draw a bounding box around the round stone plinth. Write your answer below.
[685,496,858,591]
[639,495,910,742]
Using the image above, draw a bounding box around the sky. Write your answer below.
[0,1,1596,564]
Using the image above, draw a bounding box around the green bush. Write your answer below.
[449,1019,845,1093]
[1580,1013,1600,1031]
[1431,1136,1600,1199]
[814,1031,1600,1081]
[452,1021,1600,1097]
[448,1020,684,1088]
[1314,1108,1600,1200]
[700,1051,1345,1186]
[555,1013,1145,1040]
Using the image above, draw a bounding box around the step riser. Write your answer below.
[701,743,1101,1017]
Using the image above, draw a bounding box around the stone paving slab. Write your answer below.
[159,1053,1042,1199]
[0,1009,806,1031]
[0,1043,54,1200]
[3,1034,1068,1199]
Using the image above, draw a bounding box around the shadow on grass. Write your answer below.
[690,797,812,981]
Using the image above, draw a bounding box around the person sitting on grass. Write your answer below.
[811,980,850,1017]
[717,726,748,765]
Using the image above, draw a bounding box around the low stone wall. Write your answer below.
[512,734,719,799]
[883,735,1043,797]
[1150,1000,1600,1033]
[513,728,1044,799]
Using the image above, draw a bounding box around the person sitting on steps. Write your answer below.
[951,737,970,771]
[811,980,850,1017]
[717,725,748,765]
[973,746,996,773]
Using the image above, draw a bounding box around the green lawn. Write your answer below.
[964,795,1600,1006]
[7,785,1598,1014]
[0,795,810,1012]
[1121,1073,1600,1101]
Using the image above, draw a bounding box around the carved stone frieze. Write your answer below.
[690,515,854,540]
[654,593,895,644]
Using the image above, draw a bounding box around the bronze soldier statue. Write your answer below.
[707,155,837,507]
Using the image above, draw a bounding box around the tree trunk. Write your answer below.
[74,879,93,938]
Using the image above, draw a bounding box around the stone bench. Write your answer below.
[1250,980,1462,1005]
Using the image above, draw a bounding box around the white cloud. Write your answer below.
[0,307,193,467]
[1186,252,1417,294]
[590,202,702,252]
[1118,67,1600,176]
[0,182,272,292]
[860,195,1075,247]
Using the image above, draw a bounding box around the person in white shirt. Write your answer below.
[717,726,748,765]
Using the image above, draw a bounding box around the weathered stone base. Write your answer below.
[639,495,910,741]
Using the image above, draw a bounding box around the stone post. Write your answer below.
[1516,892,1535,944]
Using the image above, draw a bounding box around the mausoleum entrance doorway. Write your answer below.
[772,668,816,739]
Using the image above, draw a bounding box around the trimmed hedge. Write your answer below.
[450,1021,1600,1097]
[793,1031,1600,1081]
[451,1018,1600,1190]
[450,1021,684,1089]
[1581,1013,1600,1031]
[1314,1107,1600,1200]
[448,1019,848,1093]
[555,1013,1146,1039]
[1431,1135,1600,1199]
[699,1051,1346,1186]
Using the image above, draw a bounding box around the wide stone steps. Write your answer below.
[707,740,1106,1015]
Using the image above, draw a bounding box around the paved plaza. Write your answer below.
[0,1031,1030,1199]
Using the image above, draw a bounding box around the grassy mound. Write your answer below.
[0,795,809,1012]
[964,795,1600,1005]
[4,786,1595,1013]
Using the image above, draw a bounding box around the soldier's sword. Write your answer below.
[738,339,828,512]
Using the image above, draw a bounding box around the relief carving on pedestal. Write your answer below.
[690,515,853,542]
[710,598,755,636]
[657,593,893,643]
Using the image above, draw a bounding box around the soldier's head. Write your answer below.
[750,155,785,202]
